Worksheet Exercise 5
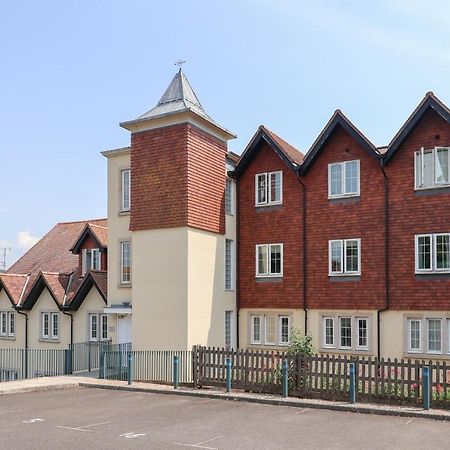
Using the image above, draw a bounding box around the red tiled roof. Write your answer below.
[90,270,107,299]
[41,272,71,305]
[261,126,304,165]
[0,274,30,305]
[89,224,108,247]
[7,219,107,275]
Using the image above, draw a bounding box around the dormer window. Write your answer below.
[255,171,282,206]
[415,147,449,189]
[82,248,101,275]
[328,160,360,198]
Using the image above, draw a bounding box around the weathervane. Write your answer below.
[175,59,186,70]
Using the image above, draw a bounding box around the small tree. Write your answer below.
[286,328,315,358]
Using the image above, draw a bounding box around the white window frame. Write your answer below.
[264,315,277,345]
[255,171,283,207]
[224,239,235,291]
[255,243,283,278]
[329,239,361,276]
[121,168,131,212]
[8,312,14,337]
[427,318,442,355]
[322,316,335,349]
[41,312,50,339]
[356,317,369,350]
[415,233,450,274]
[101,314,108,341]
[0,312,8,337]
[414,147,450,190]
[41,312,59,340]
[224,311,233,349]
[250,315,262,344]
[407,318,422,353]
[51,313,59,340]
[82,248,101,275]
[89,313,98,341]
[278,316,290,345]
[225,178,235,216]
[339,316,352,350]
[89,313,108,341]
[328,160,360,199]
[120,240,132,285]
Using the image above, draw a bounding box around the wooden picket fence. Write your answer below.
[193,347,450,408]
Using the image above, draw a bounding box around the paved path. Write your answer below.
[1,387,449,449]
[1,375,450,421]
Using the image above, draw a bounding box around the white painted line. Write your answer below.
[79,421,112,429]
[404,418,415,425]
[56,420,112,433]
[195,435,225,446]
[174,435,224,449]
[119,432,146,439]
[294,409,309,414]
[22,418,44,424]
[57,426,92,433]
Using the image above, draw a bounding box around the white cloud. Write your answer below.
[16,231,40,251]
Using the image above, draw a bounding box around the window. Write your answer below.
[41,312,59,340]
[265,315,276,345]
[225,179,235,215]
[415,234,450,273]
[251,315,262,344]
[225,311,233,349]
[339,317,352,349]
[121,169,131,211]
[415,147,449,189]
[329,239,361,276]
[328,160,360,198]
[427,319,442,354]
[225,239,235,290]
[357,318,368,350]
[256,244,283,277]
[255,171,282,206]
[82,248,101,275]
[89,313,108,341]
[279,316,290,345]
[120,241,131,284]
[408,319,421,352]
[0,312,13,337]
[323,317,334,348]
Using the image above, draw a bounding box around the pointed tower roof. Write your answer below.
[120,70,236,141]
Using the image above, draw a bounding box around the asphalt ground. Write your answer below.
[0,387,448,450]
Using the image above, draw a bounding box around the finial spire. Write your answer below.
[175,59,186,72]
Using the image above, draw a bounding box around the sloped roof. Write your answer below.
[67,270,107,310]
[120,70,236,139]
[232,125,304,177]
[7,219,107,275]
[300,110,379,175]
[70,223,108,253]
[0,274,31,306]
[383,92,450,163]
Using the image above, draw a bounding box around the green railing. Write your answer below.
[70,340,112,373]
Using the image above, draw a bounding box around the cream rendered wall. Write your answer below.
[239,308,305,350]
[0,292,24,348]
[27,290,70,350]
[72,288,107,343]
[132,228,189,350]
[105,150,132,307]
[307,309,377,357]
[187,228,236,348]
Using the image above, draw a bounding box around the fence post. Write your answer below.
[423,365,430,410]
[349,362,356,404]
[173,355,179,389]
[64,349,73,375]
[226,357,232,393]
[99,351,105,379]
[127,352,133,385]
[282,359,289,398]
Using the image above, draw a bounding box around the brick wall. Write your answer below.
[303,126,386,310]
[238,141,303,309]
[386,109,450,310]
[130,123,226,234]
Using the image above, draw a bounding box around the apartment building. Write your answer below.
[234,92,450,361]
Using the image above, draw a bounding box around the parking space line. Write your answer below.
[404,418,414,425]
[174,434,224,450]
[57,426,92,433]
[57,420,112,432]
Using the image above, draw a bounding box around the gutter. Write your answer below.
[235,178,240,348]
[297,173,308,334]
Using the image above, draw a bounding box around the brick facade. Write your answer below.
[386,109,450,310]
[238,141,303,309]
[130,123,226,234]
[78,235,107,272]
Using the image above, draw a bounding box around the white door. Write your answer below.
[117,316,132,344]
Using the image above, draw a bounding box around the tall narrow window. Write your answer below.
[82,248,101,275]
[51,313,59,339]
[8,312,15,337]
[90,314,98,341]
[256,244,283,277]
[121,169,131,211]
[408,319,421,352]
[251,316,262,344]
[339,317,352,348]
[225,239,234,290]
[416,234,450,273]
[416,235,432,271]
[101,315,108,340]
[329,239,360,275]
[42,313,49,338]
[0,312,7,336]
[328,160,360,198]
[120,241,131,284]
[357,318,368,349]
[279,316,290,345]
[323,317,335,348]
[225,179,234,215]
[427,319,442,353]
[225,311,232,349]
[265,315,276,345]
[255,171,282,206]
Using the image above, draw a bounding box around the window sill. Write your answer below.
[255,202,282,209]
[329,275,361,282]
[39,338,60,343]
[320,348,374,355]
[255,276,283,283]
[328,195,360,203]
[118,210,131,217]
[224,288,235,292]
[0,336,15,341]
[118,283,132,288]
[414,185,450,196]
[415,272,450,280]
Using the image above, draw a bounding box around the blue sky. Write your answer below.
[2,0,450,268]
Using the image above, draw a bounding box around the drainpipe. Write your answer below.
[235,178,240,348]
[297,173,308,335]
[377,161,390,359]
[62,272,74,346]
[62,309,74,346]
[16,273,31,350]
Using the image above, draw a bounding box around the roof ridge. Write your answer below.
[261,125,303,155]
[88,223,108,229]
[0,273,28,278]
[57,218,107,225]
